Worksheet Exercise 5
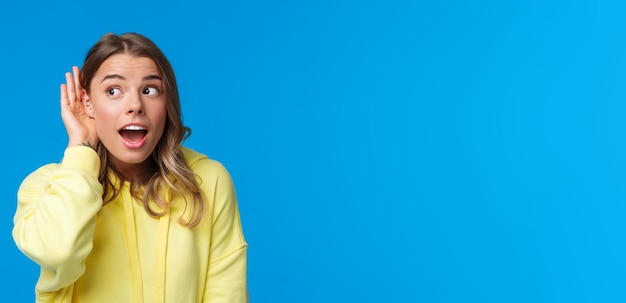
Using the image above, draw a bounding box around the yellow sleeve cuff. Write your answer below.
[61,146,100,179]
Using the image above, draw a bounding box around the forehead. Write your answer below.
[95,54,160,77]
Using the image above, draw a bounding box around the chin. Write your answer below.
[119,151,153,164]
[105,145,154,167]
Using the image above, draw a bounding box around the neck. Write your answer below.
[109,157,156,182]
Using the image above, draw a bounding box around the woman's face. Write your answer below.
[84,53,167,177]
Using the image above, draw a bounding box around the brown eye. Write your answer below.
[143,87,159,95]
[107,88,122,96]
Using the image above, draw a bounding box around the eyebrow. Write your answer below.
[101,74,162,83]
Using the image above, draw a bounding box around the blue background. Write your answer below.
[1,0,626,302]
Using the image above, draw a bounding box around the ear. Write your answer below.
[81,89,94,118]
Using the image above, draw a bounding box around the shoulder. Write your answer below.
[181,147,233,187]
[19,163,61,191]
[180,147,239,224]
[20,147,101,191]
[28,163,61,177]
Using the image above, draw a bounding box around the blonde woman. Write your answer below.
[13,33,248,302]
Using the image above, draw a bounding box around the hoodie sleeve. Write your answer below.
[197,159,248,303]
[12,146,103,293]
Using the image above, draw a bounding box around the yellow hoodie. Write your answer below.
[13,146,248,303]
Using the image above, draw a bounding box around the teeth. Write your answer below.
[123,125,145,131]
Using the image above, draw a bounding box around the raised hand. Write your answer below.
[60,66,99,149]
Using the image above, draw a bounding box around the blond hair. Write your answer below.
[80,32,204,227]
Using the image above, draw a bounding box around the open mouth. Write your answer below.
[119,125,148,143]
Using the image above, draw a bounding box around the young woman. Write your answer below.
[12,33,248,302]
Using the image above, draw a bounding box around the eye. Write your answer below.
[143,87,159,96]
[107,87,122,96]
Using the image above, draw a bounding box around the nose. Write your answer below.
[127,93,144,115]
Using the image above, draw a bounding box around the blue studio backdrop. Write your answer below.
[1,0,626,302]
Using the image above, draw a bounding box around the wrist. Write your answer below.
[68,139,97,150]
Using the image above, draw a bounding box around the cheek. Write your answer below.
[92,105,119,133]
[152,104,168,131]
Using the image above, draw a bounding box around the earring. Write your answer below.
[86,102,91,106]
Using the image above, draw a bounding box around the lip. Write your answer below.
[120,123,148,130]
[119,123,149,149]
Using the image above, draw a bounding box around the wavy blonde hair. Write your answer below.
[80,32,204,227]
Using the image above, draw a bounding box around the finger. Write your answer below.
[65,71,76,103]
[60,84,68,107]
[72,66,82,97]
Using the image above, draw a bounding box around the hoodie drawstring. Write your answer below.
[154,213,170,302]
[122,185,171,303]
[123,189,144,303]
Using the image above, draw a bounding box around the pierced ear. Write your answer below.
[81,90,94,117]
